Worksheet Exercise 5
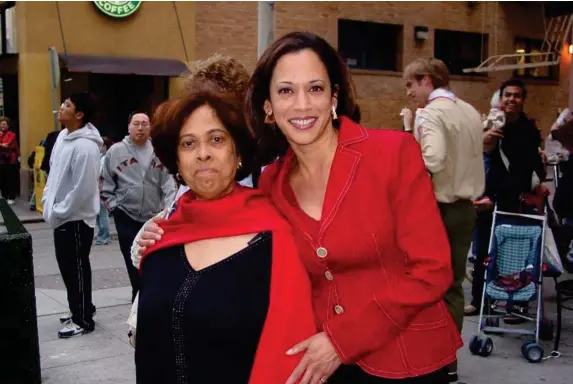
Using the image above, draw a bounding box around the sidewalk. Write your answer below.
[27,219,135,383]
[8,199,573,383]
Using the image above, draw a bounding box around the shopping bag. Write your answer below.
[544,228,565,274]
[126,292,138,348]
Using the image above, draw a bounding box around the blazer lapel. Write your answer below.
[269,117,369,243]
[318,147,361,240]
[318,118,367,239]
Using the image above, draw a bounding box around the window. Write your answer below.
[434,29,488,76]
[513,37,558,80]
[0,2,16,55]
[338,19,402,72]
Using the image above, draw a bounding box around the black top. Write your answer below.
[135,232,272,384]
[486,113,545,212]
[554,158,573,220]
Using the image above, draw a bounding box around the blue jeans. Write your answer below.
[95,202,111,244]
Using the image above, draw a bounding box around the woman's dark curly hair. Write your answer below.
[245,31,360,164]
[151,84,256,184]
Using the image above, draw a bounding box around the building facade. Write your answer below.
[195,1,570,133]
[0,1,571,195]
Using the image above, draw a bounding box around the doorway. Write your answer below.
[88,74,167,142]
[61,71,168,143]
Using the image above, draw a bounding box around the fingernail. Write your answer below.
[150,240,155,245]
[286,348,294,355]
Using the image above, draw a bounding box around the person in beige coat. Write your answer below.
[402,57,485,383]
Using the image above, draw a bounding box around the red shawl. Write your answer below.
[141,184,316,384]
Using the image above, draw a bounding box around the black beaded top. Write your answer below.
[135,232,272,384]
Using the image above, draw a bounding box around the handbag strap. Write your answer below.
[499,140,510,171]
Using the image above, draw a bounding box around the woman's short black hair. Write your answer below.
[151,84,256,184]
[245,31,360,164]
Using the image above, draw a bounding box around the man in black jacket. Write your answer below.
[466,79,546,321]
[40,129,61,175]
[484,79,546,212]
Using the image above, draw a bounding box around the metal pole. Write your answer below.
[48,47,60,133]
[569,26,573,111]
[257,1,275,58]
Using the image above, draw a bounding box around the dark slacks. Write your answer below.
[113,209,145,303]
[330,365,449,383]
[54,220,96,330]
[0,163,18,200]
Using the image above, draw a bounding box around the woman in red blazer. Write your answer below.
[136,33,462,384]
[245,32,461,383]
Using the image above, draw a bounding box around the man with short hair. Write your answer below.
[478,79,547,325]
[42,92,102,338]
[101,111,176,303]
[403,57,485,383]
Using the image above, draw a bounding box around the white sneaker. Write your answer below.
[59,312,72,324]
[59,308,96,323]
[6,199,14,205]
[58,320,92,338]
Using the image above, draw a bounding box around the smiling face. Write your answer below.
[501,85,524,115]
[177,104,238,200]
[264,49,337,149]
[405,75,434,108]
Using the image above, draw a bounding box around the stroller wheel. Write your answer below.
[479,337,493,357]
[539,319,554,341]
[469,335,482,355]
[522,342,544,363]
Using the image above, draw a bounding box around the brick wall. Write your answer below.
[197,1,570,136]
[194,1,258,72]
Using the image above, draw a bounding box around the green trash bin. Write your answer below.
[0,198,41,384]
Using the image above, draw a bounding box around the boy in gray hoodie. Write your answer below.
[42,92,102,338]
[101,111,176,302]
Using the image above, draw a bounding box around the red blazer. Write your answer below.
[260,117,462,379]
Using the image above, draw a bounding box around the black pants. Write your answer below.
[54,220,95,330]
[471,210,493,307]
[0,163,18,200]
[330,365,449,383]
[114,209,145,303]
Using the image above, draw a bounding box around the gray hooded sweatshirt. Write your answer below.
[42,123,103,229]
[100,136,176,223]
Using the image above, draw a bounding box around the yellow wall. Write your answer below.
[16,1,195,166]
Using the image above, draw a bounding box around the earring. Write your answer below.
[331,106,338,121]
[264,112,275,124]
[175,172,183,183]
[237,160,243,170]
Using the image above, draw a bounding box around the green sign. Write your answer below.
[93,1,141,19]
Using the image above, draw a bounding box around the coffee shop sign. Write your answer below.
[93,1,142,19]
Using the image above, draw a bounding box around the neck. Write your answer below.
[66,121,83,133]
[132,138,148,146]
[195,183,236,201]
[506,112,520,123]
[290,124,338,178]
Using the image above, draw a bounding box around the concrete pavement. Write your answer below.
[8,197,573,383]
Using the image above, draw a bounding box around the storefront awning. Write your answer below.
[58,54,189,77]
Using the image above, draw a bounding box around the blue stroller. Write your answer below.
[469,205,550,363]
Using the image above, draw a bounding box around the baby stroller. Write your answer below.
[469,204,551,363]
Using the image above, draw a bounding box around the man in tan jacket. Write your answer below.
[402,57,485,383]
